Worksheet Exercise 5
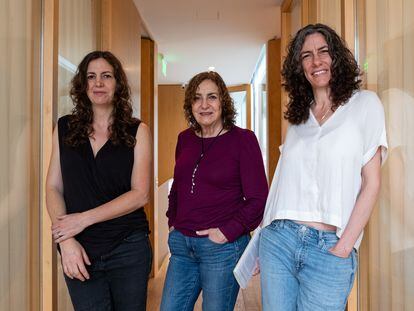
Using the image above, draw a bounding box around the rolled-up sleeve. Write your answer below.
[362,93,388,166]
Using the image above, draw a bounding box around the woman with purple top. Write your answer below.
[160,71,268,311]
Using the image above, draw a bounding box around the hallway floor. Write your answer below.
[147,258,262,310]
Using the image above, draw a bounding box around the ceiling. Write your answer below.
[134,0,282,86]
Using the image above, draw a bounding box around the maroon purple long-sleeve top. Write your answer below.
[166,126,268,242]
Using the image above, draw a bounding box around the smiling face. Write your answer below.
[191,79,223,133]
[300,32,332,92]
[86,58,116,107]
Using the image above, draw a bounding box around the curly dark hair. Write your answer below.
[64,50,138,147]
[183,71,236,132]
[282,23,361,124]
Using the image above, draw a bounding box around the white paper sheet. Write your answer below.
[233,228,261,289]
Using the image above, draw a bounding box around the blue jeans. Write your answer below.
[160,229,249,311]
[259,220,357,311]
[64,231,152,311]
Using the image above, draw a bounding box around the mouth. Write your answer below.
[199,112,213,116]
[93,91,107,96]
[312,69,328,77]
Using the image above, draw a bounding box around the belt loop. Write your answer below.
[279,219,285,229]
[318,230,324,242]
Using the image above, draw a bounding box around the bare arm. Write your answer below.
[45,127,66,223]
[52,122,152,242]
[330,148,382,258]
[46,125,91,281]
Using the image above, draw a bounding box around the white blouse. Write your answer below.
[262,90,388,248]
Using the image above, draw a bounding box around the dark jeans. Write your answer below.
[64,231,152,311]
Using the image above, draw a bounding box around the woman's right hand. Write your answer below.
[59,238,91,282]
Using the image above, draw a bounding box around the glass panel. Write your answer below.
[0,0,41,309]
[230,91,247,129]
[57,1,98,309]
[251,46,268,175]
[357,0,414,309]
[58,0,97,117]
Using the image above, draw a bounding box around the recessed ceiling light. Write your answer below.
[208,66,215,72]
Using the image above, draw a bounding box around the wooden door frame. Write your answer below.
[228,84,252,130]
[41,0,59,310]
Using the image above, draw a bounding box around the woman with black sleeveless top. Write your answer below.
[46,51,152,310]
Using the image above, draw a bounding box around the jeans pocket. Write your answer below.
[319,233,351,260]
[123,231,147,243]
[267,219,283,231]
[207,237,227,246]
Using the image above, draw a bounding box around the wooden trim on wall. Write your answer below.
[282,0,294,12]
[29,0,42,309]
[341,0,356,54]
[267,39,282,183]
[41,0,59,310]
[140,37,156,276]
[280,1,291,142]
[228,84,252,130]
[302,0,310,25]
[92,0,103,50]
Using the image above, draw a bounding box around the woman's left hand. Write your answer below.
[328,245,352,258]
[196,228,228,244]
[52,213,88,243]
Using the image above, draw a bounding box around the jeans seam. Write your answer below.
[342,250,357,306]
[182,274,200,311]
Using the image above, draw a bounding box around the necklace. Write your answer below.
[312,101,332,123]
[320,107,331,121]
[190,127,224,194]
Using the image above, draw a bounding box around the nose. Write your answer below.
[200,97,209,109]
[312,54,322,66]
[95,78,103,87]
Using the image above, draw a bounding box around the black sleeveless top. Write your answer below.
[58,115,149,259]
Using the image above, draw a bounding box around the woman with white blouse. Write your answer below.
[258,24,387,310]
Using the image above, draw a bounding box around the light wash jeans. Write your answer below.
[160,229,249,311]
[259,219,357,311]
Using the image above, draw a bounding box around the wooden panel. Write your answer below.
[280,9,291,142]
[0,0,42,309]
[317,0,342,33]
[141,38,156,276]
[158,85,187,186]
[228,84,252,130]
[267,39,282,184]
[42,0,59,310]
[102,0,142,114]
[29,1,42,309]
[281,0,293,12]
[341,0,355,54]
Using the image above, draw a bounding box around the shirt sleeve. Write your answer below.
[219,130,268,242]
[362,92,388,166]
[166,133,182,228]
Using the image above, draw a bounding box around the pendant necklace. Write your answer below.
[312,100,332,123]
[190,127,224,194]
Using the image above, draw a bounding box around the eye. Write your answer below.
[103,73,113,79]
[208,95,218,100]
[87,74,95,80]
[301,53,311,60]
[194,95,201,102]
